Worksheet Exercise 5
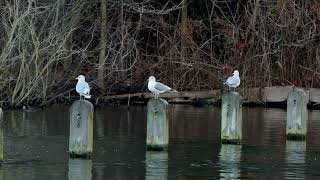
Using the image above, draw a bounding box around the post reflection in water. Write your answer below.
[68,159,92,180]
[0,167,3,180]
[170,105,220,140]
[285,140,306,179]
[1,106,319,179]
[0,119,3,162]
[145,151,168,180]
[0,119,3,180]
[219,144,242,179]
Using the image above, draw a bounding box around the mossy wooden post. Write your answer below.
[286,88,308,140]
[69,100,93,158]
[221,92,242,144]
[147,98,169,151]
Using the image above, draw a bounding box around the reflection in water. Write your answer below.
[0,167,3,180]
[68,159,92,180]
[0,120,3,161]
[285,141,306,179]
[1,106,320,179]
[307,110,320,147]
[95,109,105,138]
[170,105,220,140]
[0,119,2,180]
[219,145,241,179]
[145,151,168,180]
[94,106,146,138]
[5,106,70,137]
[8,111,22,136]
[243,108,286,146]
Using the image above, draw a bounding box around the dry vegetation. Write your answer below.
[0,0,319,107]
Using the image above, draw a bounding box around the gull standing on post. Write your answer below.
[224,70,240,91]
[148,76,177,98]
[76,75,91,100]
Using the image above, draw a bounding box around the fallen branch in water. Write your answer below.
[104,90,221,100]
[101,86,320,105]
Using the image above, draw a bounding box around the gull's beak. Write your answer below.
[75,77,79,80]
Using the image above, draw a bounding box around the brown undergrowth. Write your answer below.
[0,0,319,107]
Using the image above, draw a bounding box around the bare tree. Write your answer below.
[98,0,108,90]
[181,0,188,61]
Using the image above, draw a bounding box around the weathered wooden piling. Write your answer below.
[69,100,94,158]
[221,92,242,144]
[286,88,308,140]
[146,98,169,151]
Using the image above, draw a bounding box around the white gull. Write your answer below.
[76,75,91,99]
[224,70,240,91]
[147,76,177,98]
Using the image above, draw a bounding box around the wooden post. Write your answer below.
[69,100,94,158]
[68,159,92,180]
[286,88,308,140]
[221,92,242,144]
[146,98,169,151]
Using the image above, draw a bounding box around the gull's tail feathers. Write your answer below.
[169,89,178,92]
[83,94,91,99]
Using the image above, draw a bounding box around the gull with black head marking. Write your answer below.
[75,75,91,100]
[224,70,240,91]
[147,76,177,98]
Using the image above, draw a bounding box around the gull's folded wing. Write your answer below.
[154,82,171,92]
[226,76,239,85]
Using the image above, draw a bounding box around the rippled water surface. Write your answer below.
[2,105,320,179]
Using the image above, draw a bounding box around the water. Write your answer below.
[2,105,320,179]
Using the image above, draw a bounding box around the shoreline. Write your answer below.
[98,86,320,109]
[3,86,320,110]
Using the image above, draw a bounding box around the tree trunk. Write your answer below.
[181,0,188,61]
[119,0,126,79]
[98,0,108,90]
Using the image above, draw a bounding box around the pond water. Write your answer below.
[2,105,320,179]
